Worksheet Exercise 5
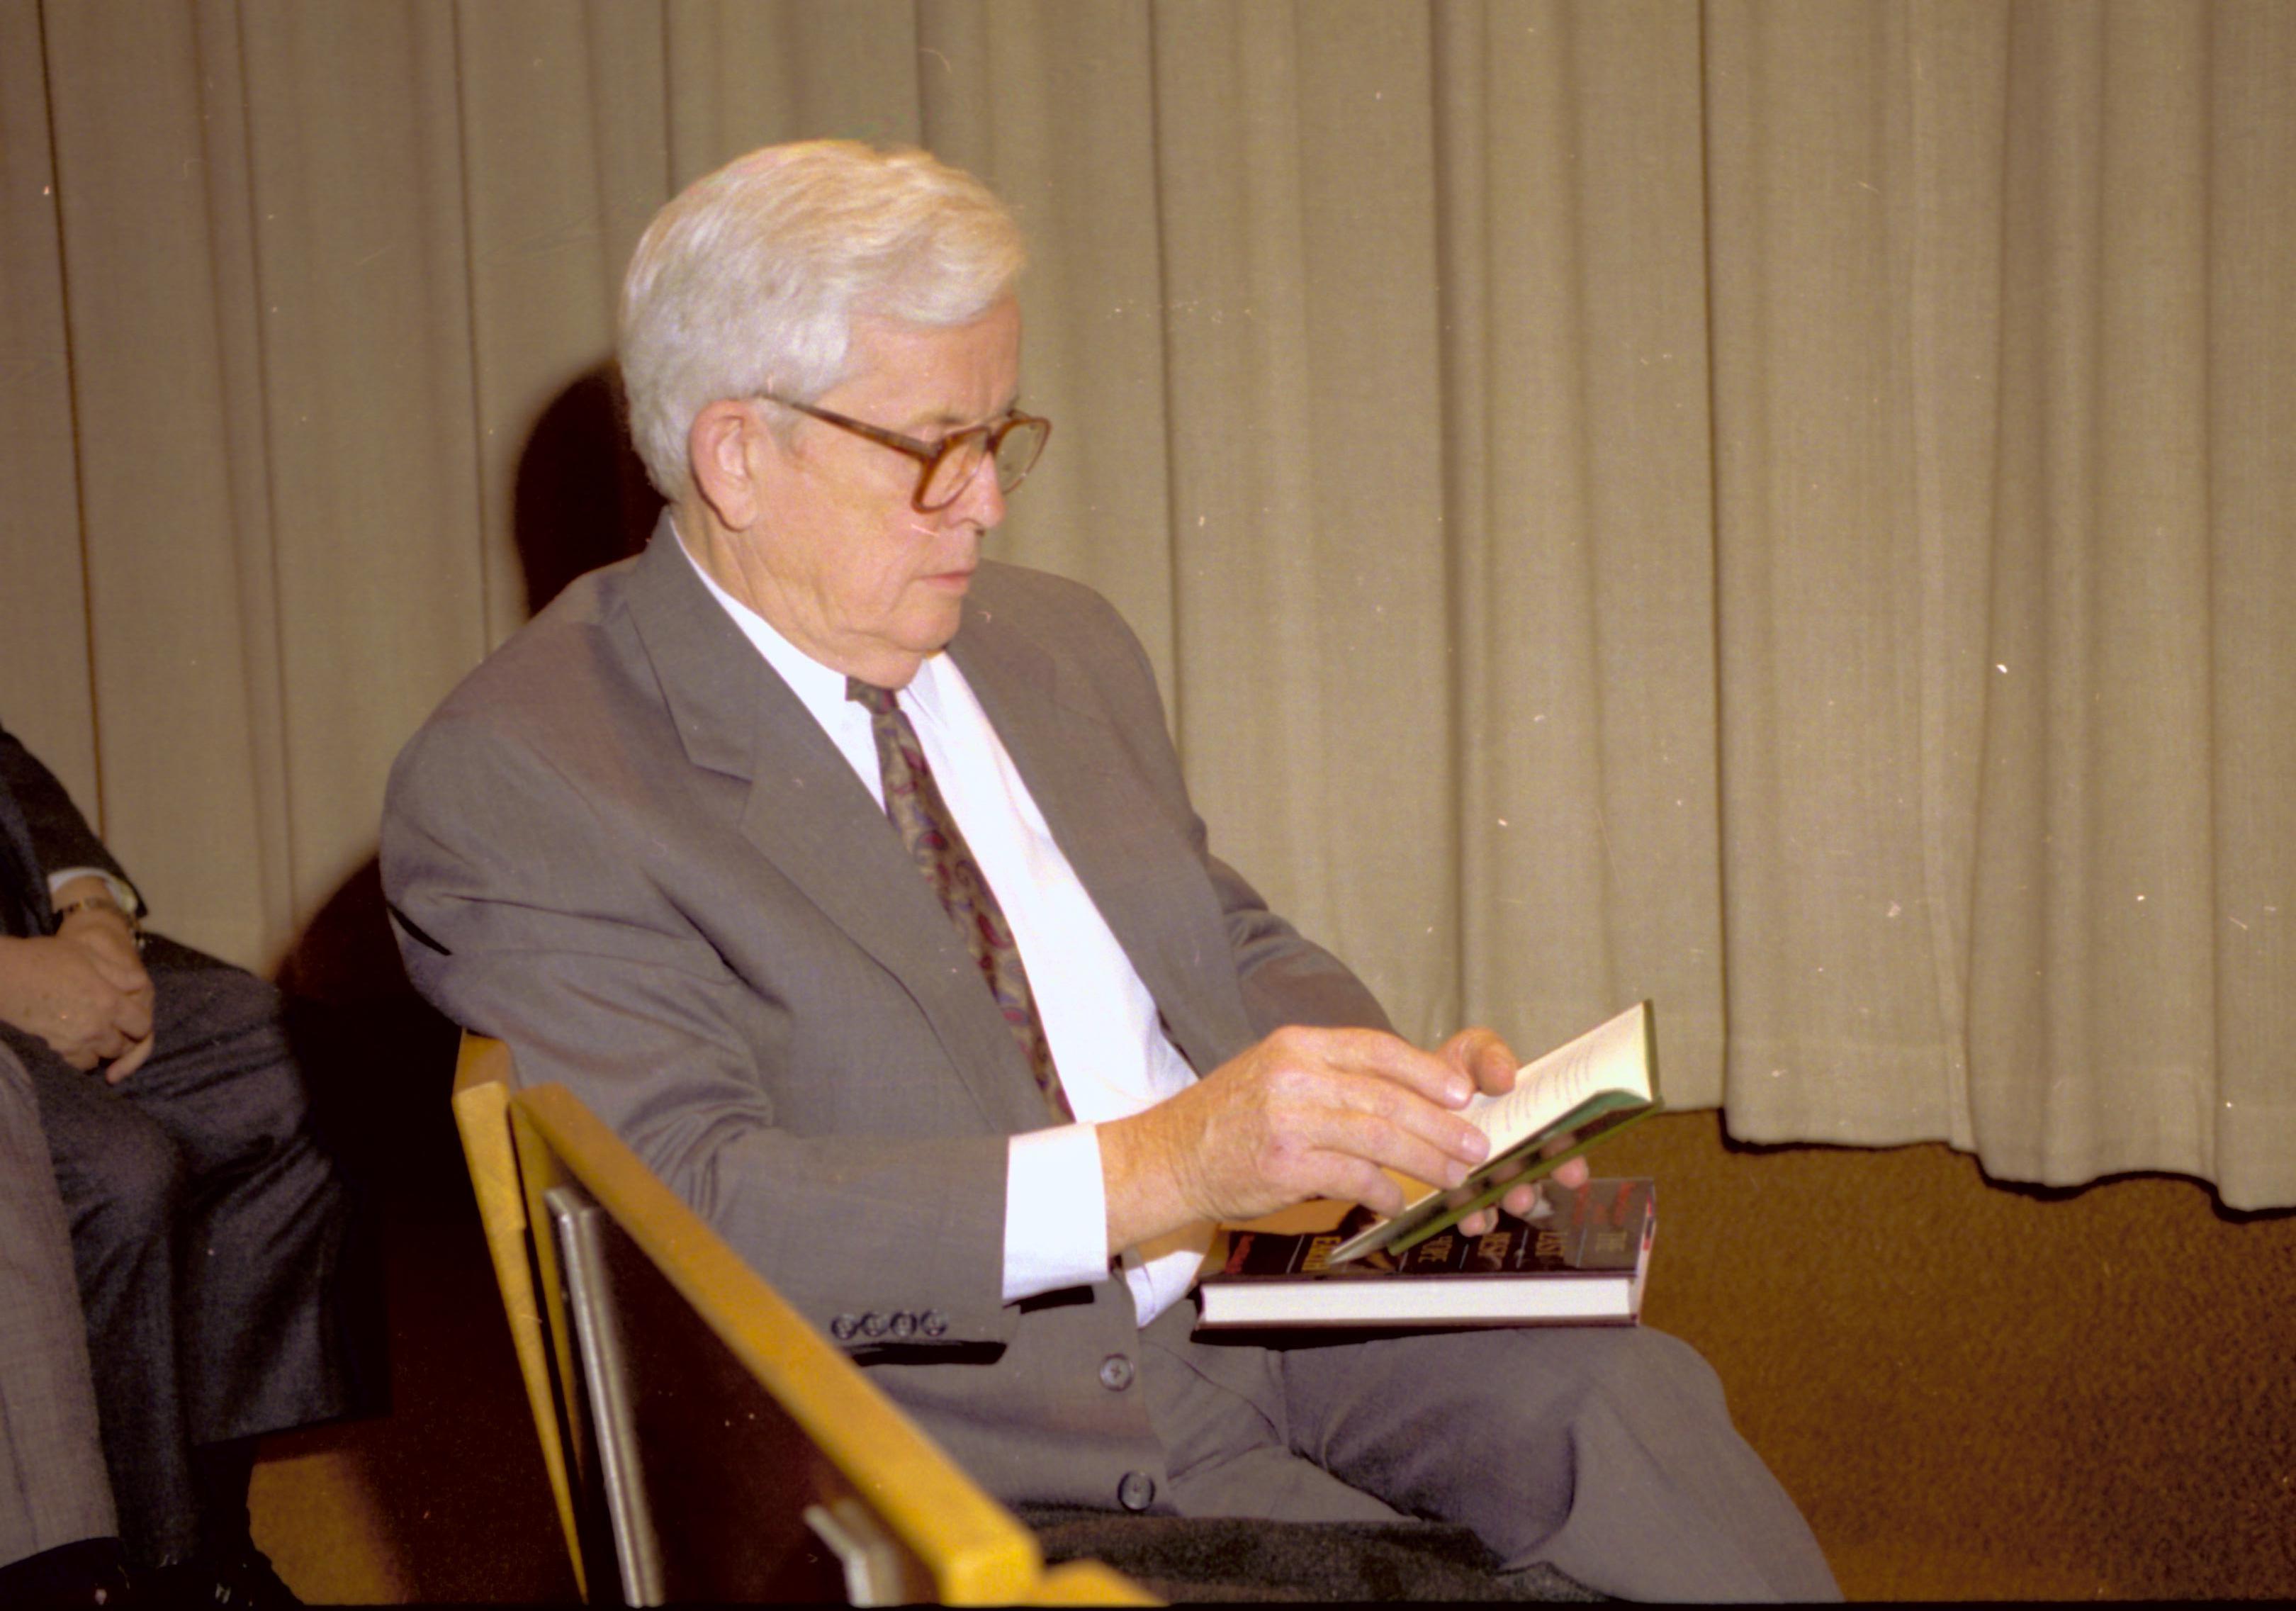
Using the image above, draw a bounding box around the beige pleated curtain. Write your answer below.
[4,0,2289,1208]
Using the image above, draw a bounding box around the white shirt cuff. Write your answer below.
[1003,1123,1112,1304]
[47,868,140,917]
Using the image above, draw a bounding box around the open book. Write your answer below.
[1323,1000,1662,1266]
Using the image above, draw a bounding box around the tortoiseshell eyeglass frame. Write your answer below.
[756,394,1051,513]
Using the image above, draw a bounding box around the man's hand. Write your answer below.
[0,901,156,1080]
[1098,1025,1494,1253]
[1438,1026,1591,1238]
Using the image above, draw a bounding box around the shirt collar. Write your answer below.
[673,517,953,728]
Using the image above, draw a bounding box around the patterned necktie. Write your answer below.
[847,678,1074,1122]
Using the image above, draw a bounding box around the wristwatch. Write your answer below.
[51,893,144,948]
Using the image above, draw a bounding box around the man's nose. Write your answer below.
[954,453,1006,529]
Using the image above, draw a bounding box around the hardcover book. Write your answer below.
[1195,1177,1656,1331]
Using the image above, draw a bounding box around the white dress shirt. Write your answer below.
[682,539,1212,1325]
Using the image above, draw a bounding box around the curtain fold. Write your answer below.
[3,0,2288,1206]
[1962,0,2295,1200]
[1704,0,2005,1144]
[1433,0,1727,1089]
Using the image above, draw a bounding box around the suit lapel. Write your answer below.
[0,731,46,938]
[621,522,1047,1133]
[0,785,41,938]
[949,588,1257,1077]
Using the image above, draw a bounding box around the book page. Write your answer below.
[1462,1002,1653,1155]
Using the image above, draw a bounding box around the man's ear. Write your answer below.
[687,400,772,532]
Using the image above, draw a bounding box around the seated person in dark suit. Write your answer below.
[0,723,353,1605]
[0,1039,128,1606]
[383,141,1838,1601]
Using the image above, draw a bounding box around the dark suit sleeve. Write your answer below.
[1063,590,1396,1043]
[1203,851,1395,1039]
[0,726,137,924]
[381,710,1018,1352]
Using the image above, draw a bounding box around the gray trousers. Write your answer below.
[10,938,351,1567]
[0,1045,114,1568]
[1142,1298,1841,1601]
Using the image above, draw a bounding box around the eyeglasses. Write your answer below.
[757,393,1052,513]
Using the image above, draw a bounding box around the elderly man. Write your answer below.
[0,723,351,1605]
[384,141,1835,1601]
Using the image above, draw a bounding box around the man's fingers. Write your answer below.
[67,927,145,985]
[1499,1179,1545,1218]
[1248,1030,1487,1167]
[57,1019,130,1068]
[1161,1027,1519,1230]
[1327,1106,1483,1191]
[111,994,153,1043]
[1473,1040,1520,1094]
[1305,1151,1409,1218]
[1302,1027,1473,1108]
[103,1035,157,1084]
[1535,1133,1591,1191]
[1440,1026,1522,1096]
[82,948,139,989]
[1318,1072,1488,1172]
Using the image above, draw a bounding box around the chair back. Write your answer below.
[451,1033,1149,1606]
[450,1035,585,1596]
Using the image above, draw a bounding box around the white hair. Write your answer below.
[618,140,1026,501]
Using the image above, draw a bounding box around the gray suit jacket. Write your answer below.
[382,519,1388,1504]
[0,1043,115,1566]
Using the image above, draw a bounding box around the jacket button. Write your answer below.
[1117,1471,1156,1512]
[920,1310,948,1337]
[889,1311,916,1338]
[860,1313,887,1338]
[830,1315,859,1342]
[1097,1354,1135,1391]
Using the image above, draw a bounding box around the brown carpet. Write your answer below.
[1604,1114,2296,1600]
[246,1023,2296,1602]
